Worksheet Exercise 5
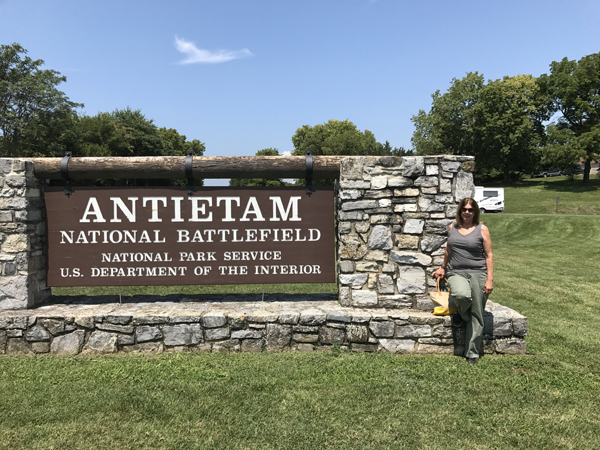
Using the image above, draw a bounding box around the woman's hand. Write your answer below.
[484,279,493,295]
[432,268,446,279]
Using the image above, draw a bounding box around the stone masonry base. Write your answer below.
[0,295,526,356]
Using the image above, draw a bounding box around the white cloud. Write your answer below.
[282,151,291,156]
[175,36,252,64]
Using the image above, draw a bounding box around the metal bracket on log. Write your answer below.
[185,151,194,196]
[305,149,313,196]
[60,151,72,197]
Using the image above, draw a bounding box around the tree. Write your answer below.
[229,148,285,187]
[540,124,581,175]
[411,72,485,158]
[292,119,394,185]
[61,112,133,157]
[0,43,82,157]
[110,107,171,157]
[291,119,380,157]
[411,72,544,181]
[538,52,600,182]
[476,75,545,179]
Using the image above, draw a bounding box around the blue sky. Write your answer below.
[2,0,599,165]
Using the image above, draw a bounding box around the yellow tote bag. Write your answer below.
[430,277,457,316]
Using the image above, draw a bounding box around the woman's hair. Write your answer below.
[455,197,480,226]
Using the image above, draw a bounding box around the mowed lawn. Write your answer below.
[1,179,600,449]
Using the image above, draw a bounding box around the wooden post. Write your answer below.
[26,155,365,180]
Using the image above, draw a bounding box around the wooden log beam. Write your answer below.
[27,155,365,180]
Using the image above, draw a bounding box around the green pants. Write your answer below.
[447,272,488,359]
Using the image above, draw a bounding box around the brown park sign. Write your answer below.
[44,186,335,287]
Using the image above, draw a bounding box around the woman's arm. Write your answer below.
[481,224,494,295]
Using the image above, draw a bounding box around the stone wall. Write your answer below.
[337,155,475,309]
[0,159,50,309]
[0,299,527,355]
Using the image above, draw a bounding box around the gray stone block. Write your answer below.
[25,324,50,342]
[339,181,370,189]
[346,325,369,343]
[388,176,413,188]
[377,274,395,295]
[266,323,292,350]
[97,323,134,334]
[279,312,300,325]
[351,290,378,307]
[390,251,432,266]
[163,324,203,346]
[396,267,426,294]
[293,333,318,343]
[441,161,461,172]
[338,260,355,273]
[379,339,416,353]
[39,318,64,335]
[340,157,365,180]
[339,274,368,287]
[105,315,133,325]
[342,200,378,211]
[367,225,393,250]
[421,236,447,253]
[135,325,163,343]
[202,313,227,328]
[50,330,86,355]
[339,211,368,221]
[401,157,425,177]
[369,321,395,338]
[454,171,475,202]
[205,327,231,341]
[425,219,453,235]
[231,329,263,339]
[83,331,118,354]
[403,219,424,234]
[240,339,264,352]
[319,327,345,345]
[396,325,431,338]
[299,309,327,326]
[414,176,438,187]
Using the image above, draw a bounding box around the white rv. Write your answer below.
[474,186,504,213]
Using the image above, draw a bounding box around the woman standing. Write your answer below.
[432,198,494,364]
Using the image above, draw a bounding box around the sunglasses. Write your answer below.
[462,208,474,212]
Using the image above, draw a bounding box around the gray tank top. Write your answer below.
[447,223,487,272]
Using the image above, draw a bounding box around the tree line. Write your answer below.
[2,42,597,184]
[411,52,600,183]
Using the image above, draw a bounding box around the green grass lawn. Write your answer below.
[489,174,600,215]
[2,179,600,449]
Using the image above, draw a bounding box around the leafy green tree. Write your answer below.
[291,119,402,185]
[540,123,581,176]
[411,72,544,181]
[411,72,485,158]
[476,75,545,179]
[230,148,285,187]
[157,127,206,157]
[291,119,379,157]
[61,112,133,157]
[538,52,600,182]
[110,107,171,157]
[0,43,82,157]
